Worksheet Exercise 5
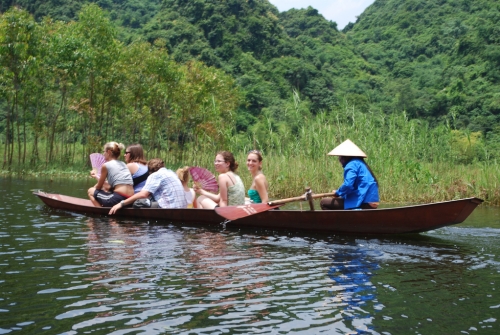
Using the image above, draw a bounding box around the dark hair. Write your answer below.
[217,151,238,172]
[104,141,125,158]
[148,158,165,173]
[364,160,379,185]
[126,144,147,164]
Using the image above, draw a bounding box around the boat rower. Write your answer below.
[320,139,380,210]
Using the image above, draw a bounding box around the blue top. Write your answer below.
[132,163,148,193]
[336,158,379,210]
[247,189,262,203]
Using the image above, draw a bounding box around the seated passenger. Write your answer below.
[246,150,269,204]
[176,166,197,208]
[124,143,148,193]
[109,158,188,214]
[195,151,245,209]
[88,142,134,207]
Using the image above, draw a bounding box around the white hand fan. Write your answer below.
[90,153,106,178]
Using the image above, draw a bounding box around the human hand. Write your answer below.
[193,184,203,194]
[109,203,122,215]
[90,169,97,178]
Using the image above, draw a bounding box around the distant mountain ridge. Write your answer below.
[2,0,499,134]
[349,0,500,132]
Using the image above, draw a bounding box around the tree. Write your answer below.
[0,7,38,167]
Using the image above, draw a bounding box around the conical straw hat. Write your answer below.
[327,139,367,157]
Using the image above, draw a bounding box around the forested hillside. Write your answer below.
[4,0,499,133]
[140,0,379,131]
[1,0,380,132]
[348,0,500,134]
[0,4,240,169]
[2,0,500,170]
[0,0,162,33]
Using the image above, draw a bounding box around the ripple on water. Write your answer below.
[1,178,499,334]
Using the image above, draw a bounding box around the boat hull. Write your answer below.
[34,192,483,234]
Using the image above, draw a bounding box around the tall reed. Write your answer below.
[2,104,498,205]
[223,105,498,205]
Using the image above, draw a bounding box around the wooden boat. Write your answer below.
[33,191,483,234]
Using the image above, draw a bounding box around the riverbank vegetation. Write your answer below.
[2,99,498,205]
[1,3,500,205]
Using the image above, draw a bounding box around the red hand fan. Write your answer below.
[90,153,106,178]
[189,166,218,193]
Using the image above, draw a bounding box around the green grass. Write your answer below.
[2,106,499,205]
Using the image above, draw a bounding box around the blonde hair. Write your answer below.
[176,166,190,185]
[104,141,125,158]
[247,150,263,170]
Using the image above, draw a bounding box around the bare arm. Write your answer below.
[109,189,150,215]
[218,174,229,207]
[254,174,269,203]
[94,165,108,190]
[127,162,139,175]
[194,187,220,202]
[194,174,227,204]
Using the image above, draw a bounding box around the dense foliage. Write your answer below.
[2,0,500,177]
[0,5,239,169]
[349,0,500,132]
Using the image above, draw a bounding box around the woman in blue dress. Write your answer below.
[320,139,379,210]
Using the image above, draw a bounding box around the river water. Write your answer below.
[0,177,499,334]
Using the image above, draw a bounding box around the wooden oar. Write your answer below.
[214,192,336,221]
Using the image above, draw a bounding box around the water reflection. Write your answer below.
[1,177,500,334]
[328,242,380,333]
[180,230,270,319]
[330,234,500,334]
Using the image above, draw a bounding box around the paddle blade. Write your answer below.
[90,153,106,178]
[189,166,218,193]
[215,203,283,221]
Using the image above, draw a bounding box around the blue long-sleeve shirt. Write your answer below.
[336,158,379,209]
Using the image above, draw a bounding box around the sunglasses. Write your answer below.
[248,150,261,154]
[125,151,130,155]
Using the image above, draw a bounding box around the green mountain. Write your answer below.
[2,0,499,135]
[0,0,378,131]
[140,1,377,130]
[348,0,500,132]
[0,0,161,27]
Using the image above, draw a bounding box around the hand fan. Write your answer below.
[90,153,106,178]
[189,166,218,193]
